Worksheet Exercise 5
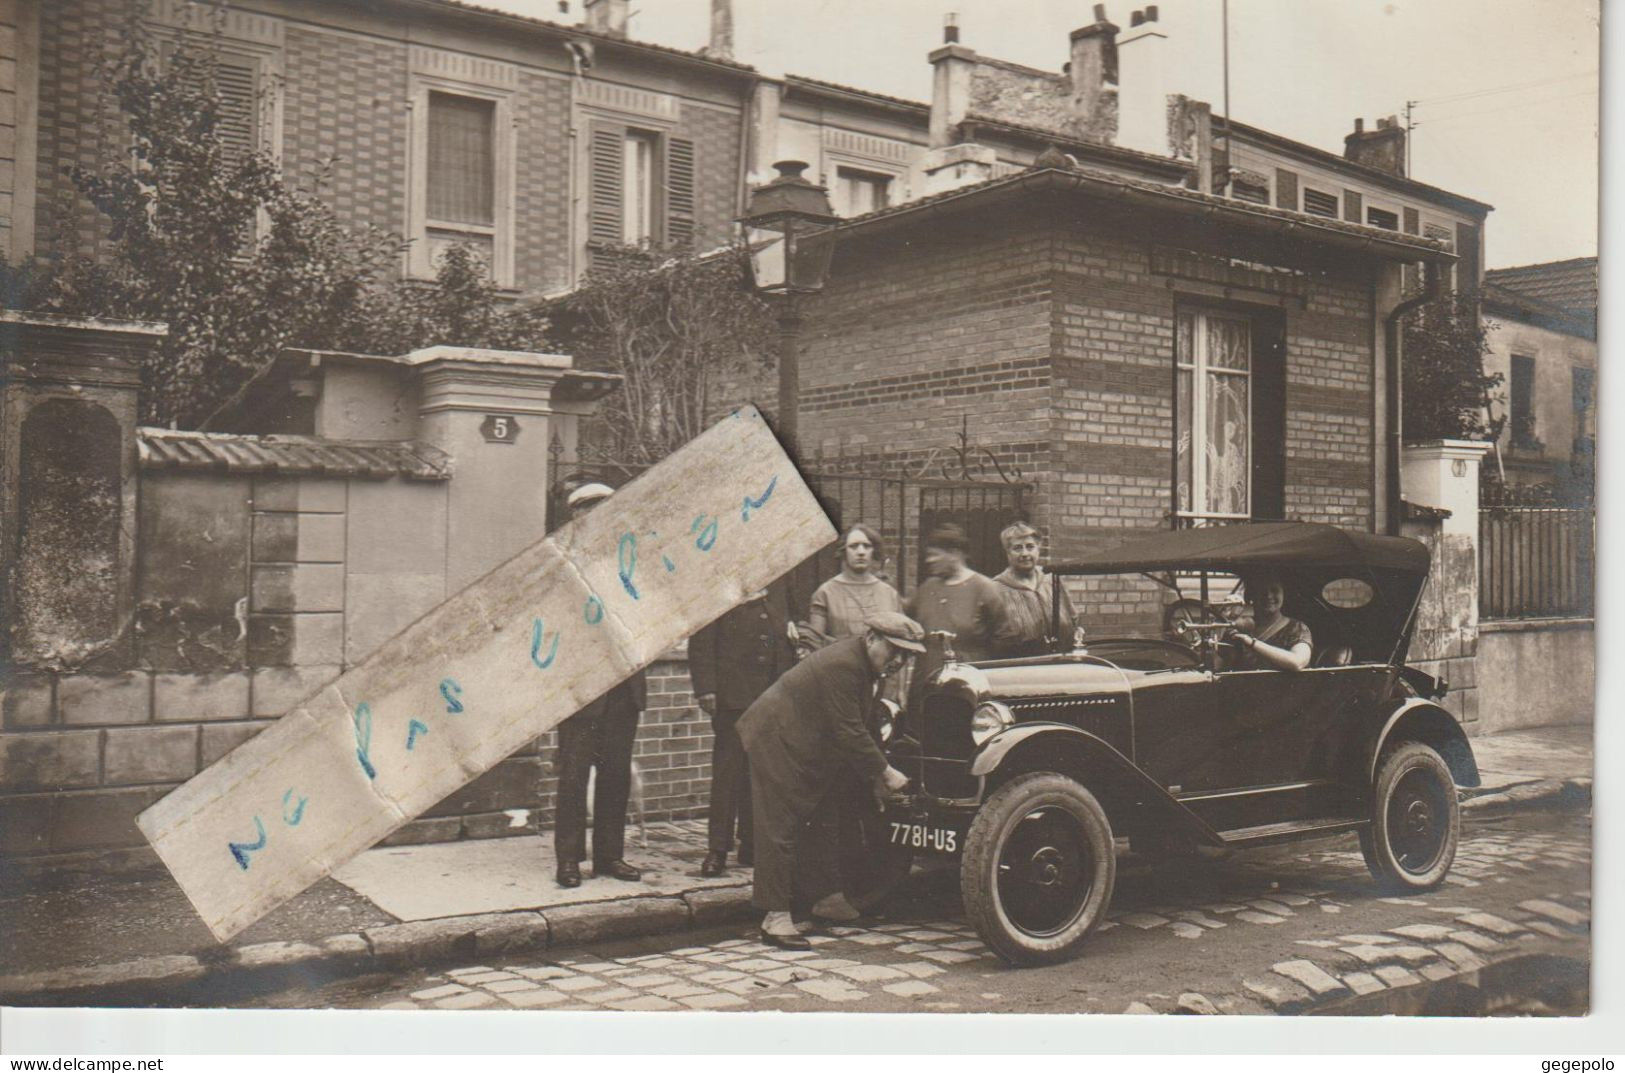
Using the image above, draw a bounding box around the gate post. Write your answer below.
[1400,439,1491,732]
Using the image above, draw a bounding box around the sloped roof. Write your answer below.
[1483,281,1595,340]
[139,429,453,480]
[1485,257,1598,316]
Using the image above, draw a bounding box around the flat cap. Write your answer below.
[566,482,615,508]
[864,611,926,652]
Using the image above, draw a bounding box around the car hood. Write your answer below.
[953,655,1129,701]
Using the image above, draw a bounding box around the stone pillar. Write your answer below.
[1402,439,1491,541]
[1401,439,1491,733]
[0,313,164,669]
[409,346,617,592]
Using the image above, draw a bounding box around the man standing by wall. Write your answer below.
[992,521,1076,656]
[688,577,798,877]
[551,482,646,889]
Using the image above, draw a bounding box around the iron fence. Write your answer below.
[1479,504,1594,620]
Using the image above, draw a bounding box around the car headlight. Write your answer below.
[970,700,1013,746]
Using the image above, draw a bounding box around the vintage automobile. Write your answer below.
[871,522,1480,966]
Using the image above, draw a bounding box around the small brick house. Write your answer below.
[795,163,1457,632]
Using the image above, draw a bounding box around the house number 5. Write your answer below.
[480,414,521,444]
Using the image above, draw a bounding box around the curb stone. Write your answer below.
[541,895,689,948]
[1461,778,1589,814]
[0,954,205,1002]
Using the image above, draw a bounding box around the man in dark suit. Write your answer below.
[738,612,921,948]
[688,577,797,877]
[552,482,645,889]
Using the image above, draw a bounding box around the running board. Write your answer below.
[1218,817,1367,848]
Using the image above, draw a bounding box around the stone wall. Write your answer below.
[1476,620,1594,734]
[1400,515,1480,732]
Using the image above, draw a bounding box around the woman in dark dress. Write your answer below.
[1229,572,1313,671]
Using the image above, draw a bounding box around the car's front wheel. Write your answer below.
[960,772,1116,966]
[1359,741,1460,891]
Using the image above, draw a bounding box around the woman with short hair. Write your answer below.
[807,524,903,645]
[1229,572,1313,671]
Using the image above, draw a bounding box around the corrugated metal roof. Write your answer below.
[1485,257,1597,316]
[138,429,453,480]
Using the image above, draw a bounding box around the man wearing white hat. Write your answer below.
[552,480,645,888]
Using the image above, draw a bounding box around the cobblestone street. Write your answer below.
[246,808,1591,1015]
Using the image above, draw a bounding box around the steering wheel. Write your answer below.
[1163,599,1228,643]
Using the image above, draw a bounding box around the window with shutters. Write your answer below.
[835,167,892,217]
[1366,206,1399,231]
[586,120,698,265]
[407,77,515,287]
[1302,188,1339,218]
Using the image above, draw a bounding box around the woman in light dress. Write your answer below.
[807,524,903,644]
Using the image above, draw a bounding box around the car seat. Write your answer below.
[1315,645,1354,667]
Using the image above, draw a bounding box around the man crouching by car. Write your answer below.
[738,612,922,949]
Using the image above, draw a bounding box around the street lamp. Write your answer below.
[741,160,837,453]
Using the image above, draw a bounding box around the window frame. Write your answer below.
[621,128,663,245]
[407,75,516,288]
[1174,305,1258,524]
[833,165,894,218]
[1509,353,1539,451]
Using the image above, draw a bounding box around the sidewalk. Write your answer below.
[0,723,1593,1004]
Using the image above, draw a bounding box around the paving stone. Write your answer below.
[893,942,933,953]
[1318,904,1344,914]
[576,987,637,1003]
[1387,924,1455,942]
[1524,920,1569,939]
[1122,1001,1158,1014]
[693,969,747,984]
[435,991,497,1009]
[1420,963,1457,981]
[1118,912,1170,929]
[563,961,621,972]
[759,966,819,984]
[457,970,520,984]
[1175,992,1218,1015]
[884,980,941,997]
[1340,945,1398,965]
[632,957,680,969]
[1433,942,1486,971]
[1443,875,1481,888]
[1295,939,1341,949]
[614,973,678,988]
[547,975,606,991]
[797,958,860,969]
[945,939,988,951]
[714,939,751,948]
[1374,966,1422,987]
[1202,903,1248,914]
[1447,930,1505,953]
[728,958,786,973]
[848,932,904,945]
[1236,911,1287,925]
[1338,933,1396,945]
[503,989,569,1008]
[1243,978,1306,1009]
[888,962,946,978]
[1270,892,1314,906]
[1342,972,1386,996]
[649,983,715,999]
[411,983,469,1000]
[482,979,541,994]
[898,929,956,940]
[443,966,495,980]
[597,967,640,977]
[829,963,909,982]
[796,978,868,1002]
[669,947,709,955]
[761,949,819,961]
[693,951,747,963]
[512,965,575,981]
[827,926,865,937]
[1518,899,1588,927]
[681,992,749,1009]
[1271,959,1350,997]
[1168,922,1206,939]
[381,1001,419,1010]
[1173,910,1225,929]
[871,923,914,932]
[1458,912,1525,936]
[604,995,681,1011]
[1248,899,1295,916]
[917,949,981,964]
[723,977,777,995]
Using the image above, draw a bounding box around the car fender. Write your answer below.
[969,723,1225,847]
[1370,698,1481,788]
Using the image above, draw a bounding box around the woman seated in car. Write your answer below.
[1228,572,1313,671]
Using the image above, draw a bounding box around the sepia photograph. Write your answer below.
[0,0,1602,1052]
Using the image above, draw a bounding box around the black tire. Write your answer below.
[960,772,1116,966]
[1359,741,1460,891]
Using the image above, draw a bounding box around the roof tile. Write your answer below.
[138,429,453,481]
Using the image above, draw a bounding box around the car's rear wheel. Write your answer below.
[960,772,1115,966]
[1359,741,1460,891]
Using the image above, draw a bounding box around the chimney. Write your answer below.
[708,0,734,59]
[583,0,629,37]
[1344,114,1407,176]
[1116,5,1167,154]
[928,12,976,148]
[1068,4,1119,142]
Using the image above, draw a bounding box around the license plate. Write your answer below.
[889,821,960,855]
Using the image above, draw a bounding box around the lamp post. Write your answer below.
[741,160,838,454]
